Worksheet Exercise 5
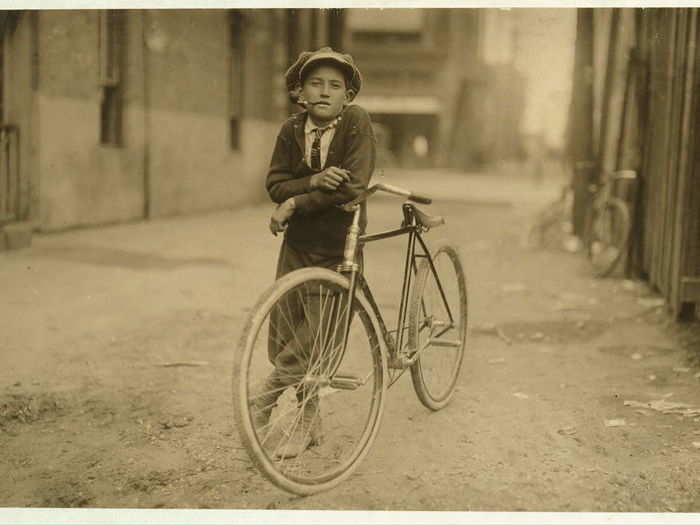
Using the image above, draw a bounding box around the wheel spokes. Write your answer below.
[241,277,384,487]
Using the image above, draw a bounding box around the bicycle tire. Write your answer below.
[408,242,468,411]
[233,267,387,495]
[525,186,572,250]
[527,209,565,250]
[526,203,564,249]
[583,197,631,278]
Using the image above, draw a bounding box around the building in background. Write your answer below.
[0,8,575,244]
[480,8,576,181]
[345,8,497,170]
[344,8,575,171]
[0,9,342,239]
[344,9,462,169]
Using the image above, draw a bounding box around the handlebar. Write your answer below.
[340,183,432,211]
[376,183,432,204]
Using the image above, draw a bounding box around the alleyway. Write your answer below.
[1,170,699,512]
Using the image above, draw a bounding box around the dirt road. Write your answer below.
[1,171,699,512]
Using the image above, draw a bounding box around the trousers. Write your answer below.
[267,240,362,390]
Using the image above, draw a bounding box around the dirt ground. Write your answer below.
[1,170,699,514]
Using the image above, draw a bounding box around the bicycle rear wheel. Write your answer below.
[583,197,631,278]
[233,267,387,495]
[525,190,570,250]
[409,242,468,411]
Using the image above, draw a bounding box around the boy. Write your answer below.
[255,47,376,457]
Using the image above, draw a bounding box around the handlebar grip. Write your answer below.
[409,192,432,205]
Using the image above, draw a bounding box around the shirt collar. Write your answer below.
[304,112,343,134]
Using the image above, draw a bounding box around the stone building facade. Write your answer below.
[0,9,340,238]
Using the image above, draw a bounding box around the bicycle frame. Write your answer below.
[236,183,465,495]
[335,202,455,382]
[590,170,636,208]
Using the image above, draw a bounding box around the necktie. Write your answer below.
[310,127,327,171]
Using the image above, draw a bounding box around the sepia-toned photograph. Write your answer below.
[1,6,699,522]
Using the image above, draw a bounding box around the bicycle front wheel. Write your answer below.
[409,242,468,411]
[233,267,387,495]
[584,198,631,278]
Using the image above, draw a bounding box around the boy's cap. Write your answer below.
[299,48,362,95]
[284,51,313,92]
[285,47,362,101]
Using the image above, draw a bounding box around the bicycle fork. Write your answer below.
[313,205,365,392]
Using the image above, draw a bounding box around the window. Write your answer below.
[98,10,124,146]
[229,10,244,151]
[347,9,424,46]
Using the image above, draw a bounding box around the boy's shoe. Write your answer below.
[250,378,284,433]
[302,396,323,446]
[273,397,322,460]
[251,402,272,432]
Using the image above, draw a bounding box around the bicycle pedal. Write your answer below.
[429,338,462,348]
[329,374,366,390]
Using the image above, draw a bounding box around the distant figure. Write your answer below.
[372,122,397,169]
[255,47,376,457]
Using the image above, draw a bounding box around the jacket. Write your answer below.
[266,104,376,256]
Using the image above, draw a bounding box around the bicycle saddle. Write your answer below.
[409,204,445,230]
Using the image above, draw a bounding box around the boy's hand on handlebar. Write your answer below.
[310,167,350,191]
[269,198,295,236]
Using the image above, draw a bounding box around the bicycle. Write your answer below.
[233,183,468,495]
[582,170,635,278]
[525,183,575,250]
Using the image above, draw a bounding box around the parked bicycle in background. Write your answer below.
[583,170,636,278]
[526,166,636,280]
